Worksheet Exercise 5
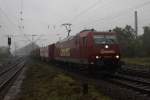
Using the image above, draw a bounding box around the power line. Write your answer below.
[84,0,150,25]
[0,7,19,35]
[0,7,18,27]
[135,1,150,9]
[0,4,31,45]
[70,0,103,22]
[0,22,11,36]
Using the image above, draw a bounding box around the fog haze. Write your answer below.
[0,0,150,51]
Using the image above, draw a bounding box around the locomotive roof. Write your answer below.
[94,32,117,35]
[79,31,117,37]
[56,30,117,43]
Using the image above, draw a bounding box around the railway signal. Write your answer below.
[8,37,11,46]
[8,36,11,54]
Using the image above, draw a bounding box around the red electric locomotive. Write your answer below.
[54,29,121,71]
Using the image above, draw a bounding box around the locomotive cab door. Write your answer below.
[80,36,88,64]
[74,35,80,60]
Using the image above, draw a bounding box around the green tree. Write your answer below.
[143,26,150,56]
[113,25,136,57]
[113,25,150,57]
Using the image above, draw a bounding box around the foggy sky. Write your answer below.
[0,0,150,51]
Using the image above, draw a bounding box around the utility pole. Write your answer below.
[134,11,138,38]
[31,34,38,50]
[11,34,16,56]
[62,23,72,37]
[8,36,11,55]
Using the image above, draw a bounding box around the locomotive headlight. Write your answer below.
[90,62,94,64]
[96,56,99,59]
[96,56,101,59]
[105,45,109,49]
[115,55,120,59]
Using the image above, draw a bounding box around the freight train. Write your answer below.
[32,29,121,72]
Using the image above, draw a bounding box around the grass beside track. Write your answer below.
[123,57,150,66]
[17,60,111,100]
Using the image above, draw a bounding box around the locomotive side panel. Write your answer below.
[54,31,93,65]
[48,44,55,60]
[54,36,81,63]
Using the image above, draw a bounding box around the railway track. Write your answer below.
[53,63,150,99]
[0,57,26,99]
[107,73,150,95]
[0,58,24,77]
[119,65,150,78]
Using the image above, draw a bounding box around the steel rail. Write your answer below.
[0,58,24,76]
[107,73,150,94]
[0,60,25,91]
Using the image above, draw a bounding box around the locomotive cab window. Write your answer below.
[94,35,117,44]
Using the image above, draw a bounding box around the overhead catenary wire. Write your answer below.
[69,0,103,22]
[0,17,16,38]
[71,0,150,31]
[0,21,9,36]
[0,1,31,44]
[0,7,18,28]
[93,0,150,23]
[0,7,19,36]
